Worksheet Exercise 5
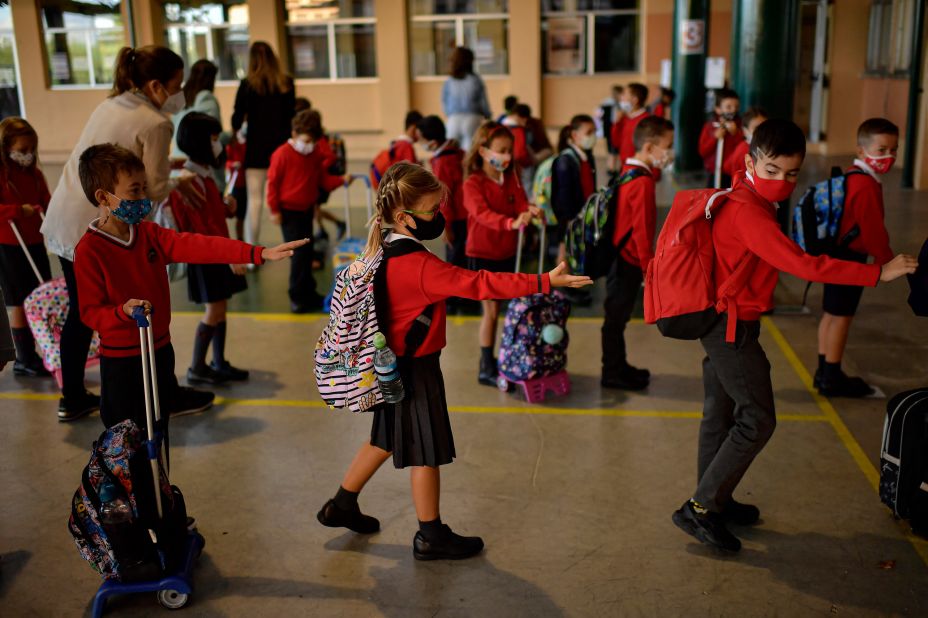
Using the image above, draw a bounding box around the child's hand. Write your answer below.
[548,262,593,288]
[880,254,918,282]
[123,299,152,317]
[510,211,534,230]
[528,205,545,223]
[713,126,727,140]
[230,264,247,276]
[224,195,237,215]
[262,239,310,262]
[725,121,738,135]
[20,204,36,217]
[269,212,282,225]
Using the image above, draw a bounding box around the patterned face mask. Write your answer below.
[106,192,152,224]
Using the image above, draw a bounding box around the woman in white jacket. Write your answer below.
[41,45,204,422]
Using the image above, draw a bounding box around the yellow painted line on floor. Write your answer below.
[173,310,641,326]
[0,391,825,423]
[763,316,928,567]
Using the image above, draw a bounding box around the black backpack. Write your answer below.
[880,389,928,537]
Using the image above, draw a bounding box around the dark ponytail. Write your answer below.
[110,46,184,97]
[556,126,572,152]
[558,114,595,152]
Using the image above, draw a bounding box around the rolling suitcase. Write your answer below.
[323,174,374,313]
[75,308,206,616]
[880,388,928,537]
[497,225,572,403]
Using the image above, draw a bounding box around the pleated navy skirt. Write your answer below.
[370,352,456,469]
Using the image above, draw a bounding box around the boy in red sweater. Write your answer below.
[74,144,305,430]
[722,106,767,179]
[267,110,350,313]
[225,125,248,241]
[815,118,898,397]
[671,120,916,553]
[699,88,744,188]
[416,116,466,263]
[610,82,651,168]
[602,117,674,391]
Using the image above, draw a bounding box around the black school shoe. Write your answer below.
[721,500,761,526]
[13,359,51,378]
[623,363,651,381]
[211,361,249,382]
[316,499,380,534]
[818,373,874,398]
[187,365,229,386]
[58,390,100,422]
[413,524,484,561]
[169,387,215,417]
[672,500,742,552]
[601,371,649,391]
[478,357,498,387]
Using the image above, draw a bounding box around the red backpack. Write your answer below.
[370,142,398,190]
[643,186,758,343]
[510,125,533,168]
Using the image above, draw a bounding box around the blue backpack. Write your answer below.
[791,167,866,256]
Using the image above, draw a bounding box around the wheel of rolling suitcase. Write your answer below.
[497,375,511,392]
[157,589,189,610]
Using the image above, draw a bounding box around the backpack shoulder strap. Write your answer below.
[616,166,651,186]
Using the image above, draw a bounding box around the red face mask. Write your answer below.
[864,154,895,175]
[747,172,796,203]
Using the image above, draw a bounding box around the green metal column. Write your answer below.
[730,0,800,121]
[671,0,710,174]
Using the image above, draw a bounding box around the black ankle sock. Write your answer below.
[823,361,843,382]
[192,323,216,370]
[11,327,36,363]
[333,486,359,511]
[480,346,493,365]
[418,517,444,541]
[817,354,825,373]
[211,321,227,367]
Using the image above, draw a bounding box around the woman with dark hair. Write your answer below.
[173,59,226,188]
[231,41,296,246]
[42,45,211,421]
[441,47,490,150]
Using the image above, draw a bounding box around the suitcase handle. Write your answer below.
[515,221,547,276]
[133,305,164,519]
[342,174,374,238]
[9,220,46,284]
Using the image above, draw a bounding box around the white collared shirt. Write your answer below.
[385,231,422,245]
[628,108,647,119]
[852,158,882,184]
[184,160,212,178]
[625,157,651,171]
[88,218,135,247]
[569,143,589,162]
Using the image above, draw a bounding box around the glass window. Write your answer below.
[40,0,126,88]
[164,2,249,82]
[866,0,915,75]
[542,0,639,75]
[0,4,21,118]
[409,0,509,77]
[284,0,377,80]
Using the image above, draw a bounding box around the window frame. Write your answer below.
[0,5,25,116]
[283,6,378,83]
[541,3,640,76]
[163,2,251,85]
[40,1,127,90]
[409,11,511,80]
[865,0,915,78]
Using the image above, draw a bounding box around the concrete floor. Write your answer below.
[1,157,927,617]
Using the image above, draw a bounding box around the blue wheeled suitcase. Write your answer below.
[69,308,205,616]
[323,174,375,312]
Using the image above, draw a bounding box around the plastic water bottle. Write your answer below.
[373,332,405,403]
[98,481,148,569]
[99,482,132,525]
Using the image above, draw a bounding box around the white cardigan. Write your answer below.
[42,91,176,261]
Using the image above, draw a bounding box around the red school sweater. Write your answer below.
[712,174,881,321]
[266,142,345,214]
[0,165,50,245]
[837,162,893,265]
[463,170,529,261]
[722,139,750,178]
[610,109,650,166]
[698,117,745,174]
[429,142,466,228]
[612,161,657,270]
[167,170,230,238]
[382,245,551,357]
[74,220,264,357]
[225,140,247,189]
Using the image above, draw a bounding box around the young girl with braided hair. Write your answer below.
[316,162,592,560]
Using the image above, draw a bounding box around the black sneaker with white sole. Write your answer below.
[169,387,215,417]
[672,500,742,552]
[58,390,100,422]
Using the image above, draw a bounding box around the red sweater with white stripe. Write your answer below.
[610,109,650,165]
[0,165,50,245]
[382,243,551,357]
[266,142,345,214]
[429,143,466,226]
[838,162,893,265]
[463,170,529,260]
[713,174,881,321]
[74,221,264,357]
[612,161,657,270]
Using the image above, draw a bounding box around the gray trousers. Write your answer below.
[694,317,777,512]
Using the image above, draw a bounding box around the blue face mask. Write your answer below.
[107,192,152,225]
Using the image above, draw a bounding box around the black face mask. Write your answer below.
[721,111,737,121]
[408,211,446,241]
